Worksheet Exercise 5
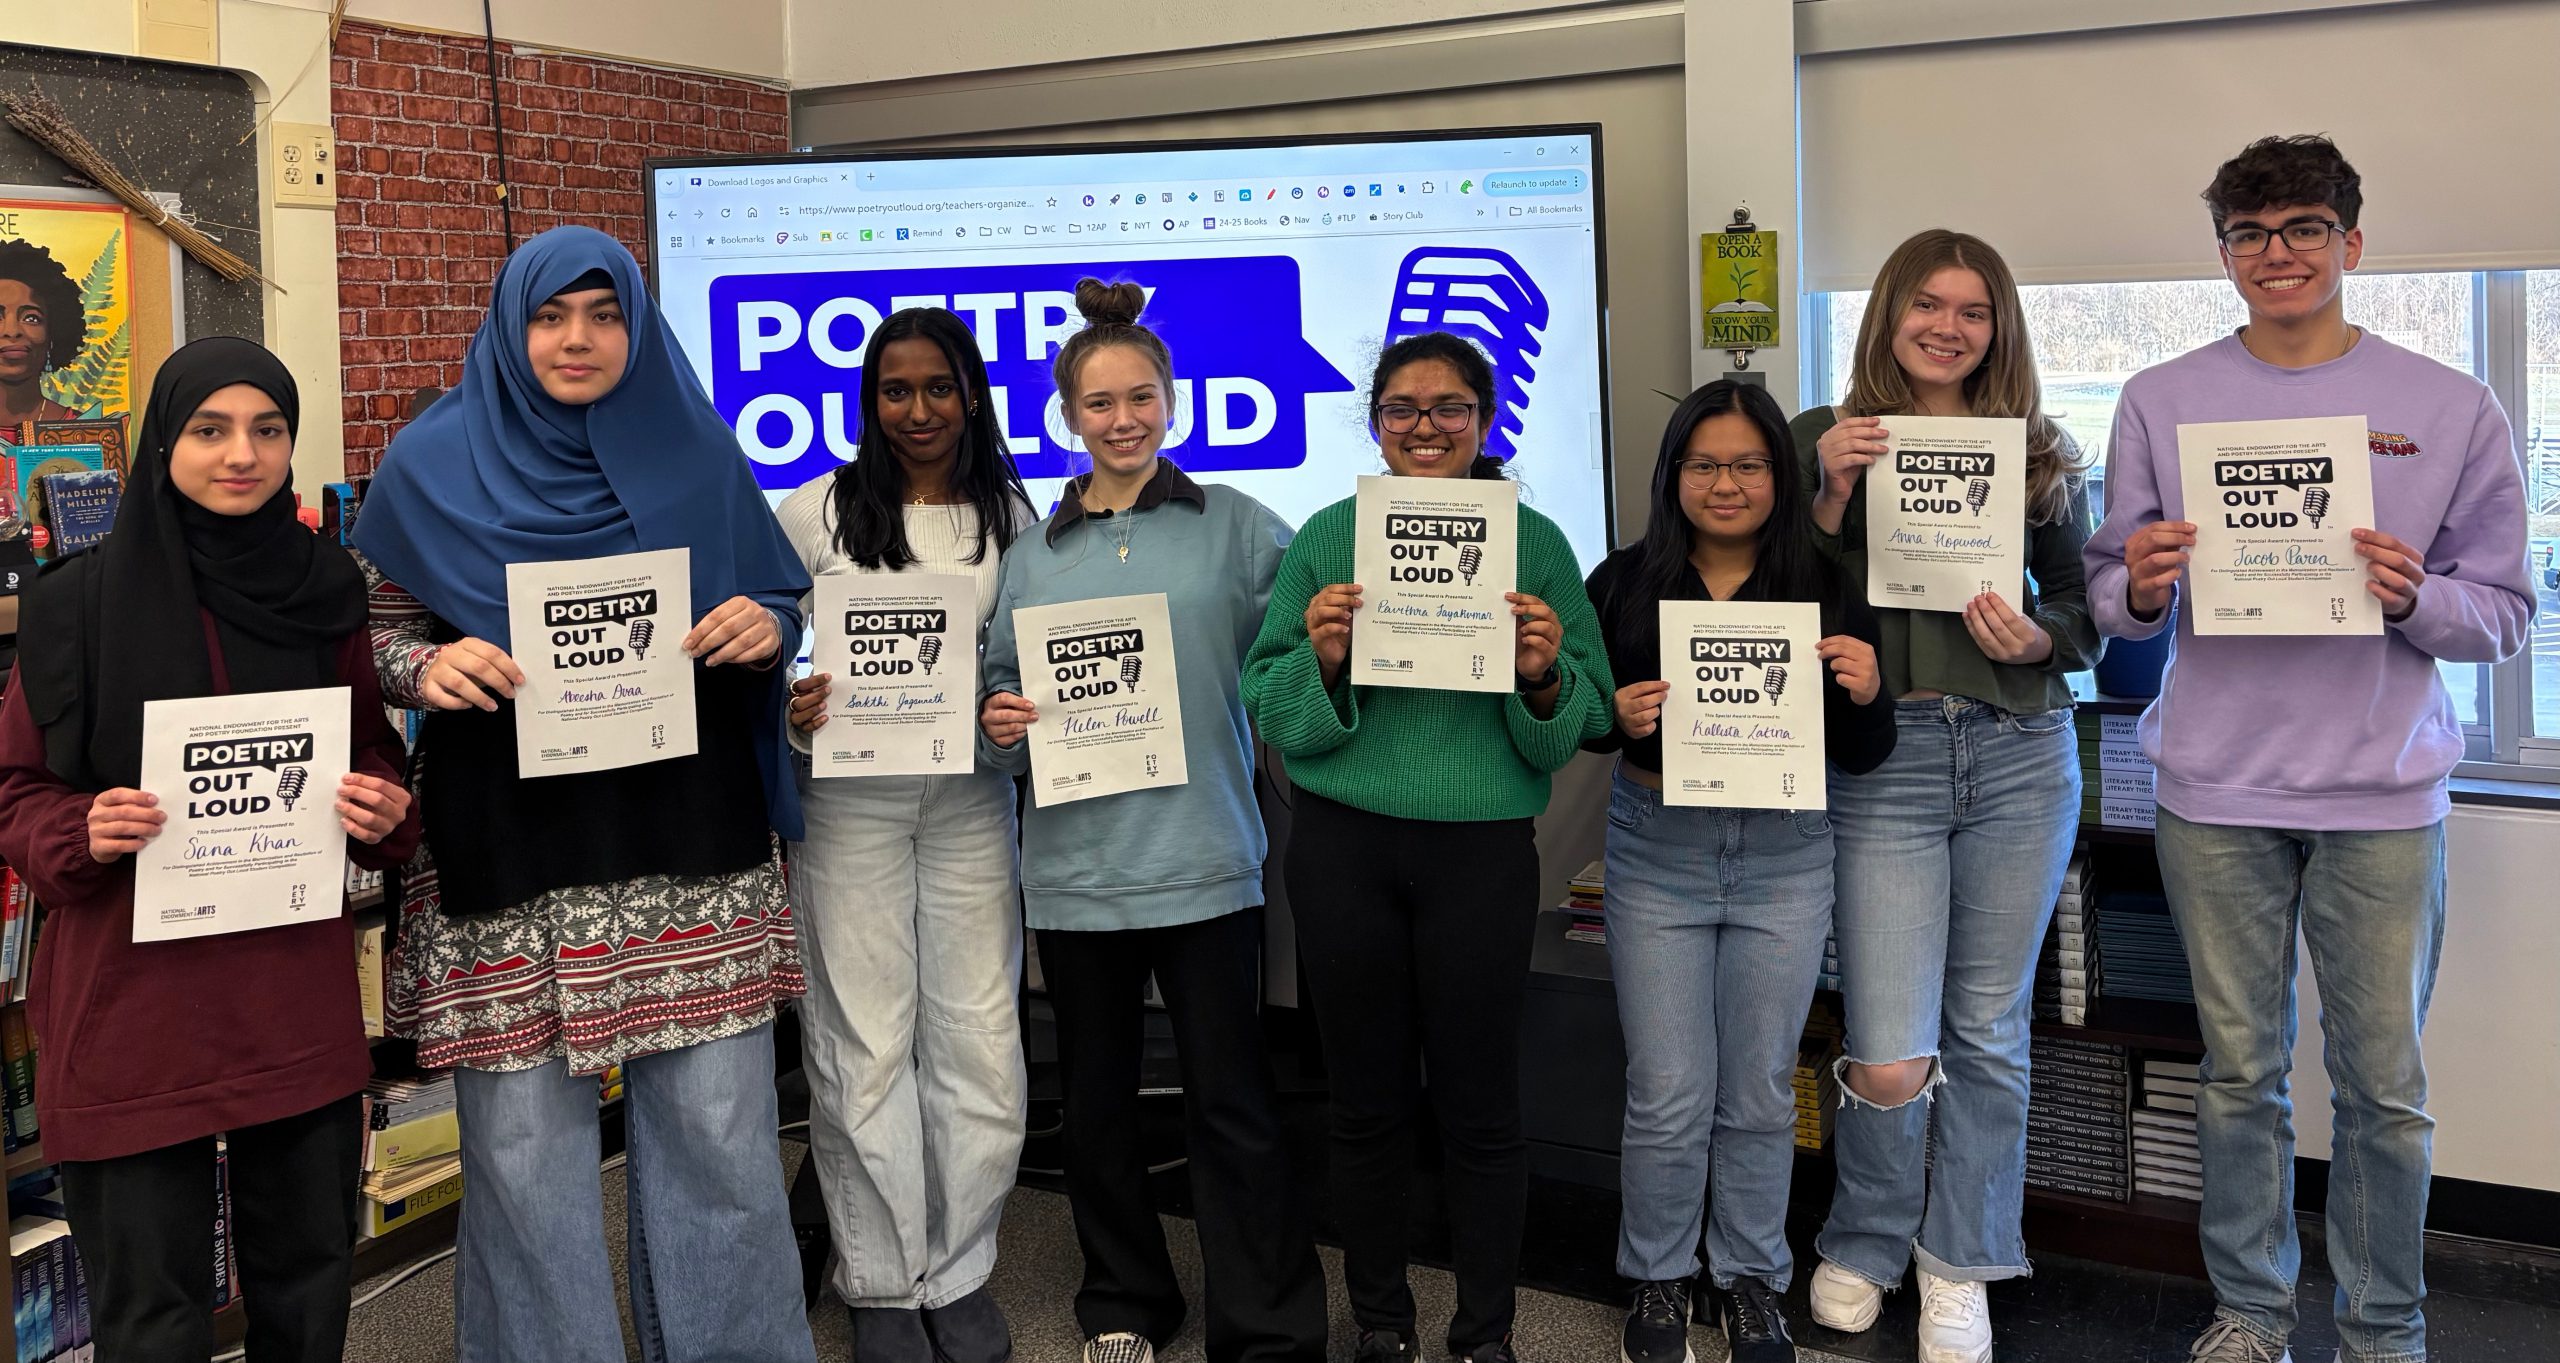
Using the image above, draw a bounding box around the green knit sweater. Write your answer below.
[1242,494,1614,821]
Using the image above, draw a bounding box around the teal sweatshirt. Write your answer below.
[980,463,1291,931]
[1242,494,1614,820]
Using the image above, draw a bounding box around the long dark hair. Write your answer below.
[1368,331,1509,481]
[1610,380,1826,644]
[830,307,1030,569]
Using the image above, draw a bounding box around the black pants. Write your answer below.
[1285,791,1540,1354]
[57,1096,362,1363]
[1039,908,1327,1363]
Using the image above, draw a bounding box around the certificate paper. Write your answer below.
[1015,593,1188,807]
[506,548,698,775]
[1658,602,1826,810]
[2177,416,2381,636]
[809,574,977,777]
[1351,475,1518,692]
[1865,416,2028,614]
[133,687,352,942]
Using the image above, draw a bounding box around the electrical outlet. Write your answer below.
[271,122,337,209]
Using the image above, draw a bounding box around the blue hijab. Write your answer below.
[356,225,810,838]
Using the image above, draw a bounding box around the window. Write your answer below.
[2524,270,2560,752]
[1809,270,2548,779]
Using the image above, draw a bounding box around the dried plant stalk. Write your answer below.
[1,81,265,286]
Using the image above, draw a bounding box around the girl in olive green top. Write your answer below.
[1790,230,2102,1363]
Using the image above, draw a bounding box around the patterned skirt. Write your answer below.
[385,848,806,1075]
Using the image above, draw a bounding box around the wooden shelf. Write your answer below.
[2036,996,2205,1054]
[2079,823,2157,846]
[2,1141,42,1179]
[2024,1185,2205,1276]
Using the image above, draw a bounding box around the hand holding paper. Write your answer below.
[2353,528,2426,620]
[335,772,412,844]
[86,788,165,864]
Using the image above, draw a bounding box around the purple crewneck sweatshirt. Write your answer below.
[2084,332,2535,831]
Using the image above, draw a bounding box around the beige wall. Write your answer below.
[289,0,787,79]
[787,0,1569,88]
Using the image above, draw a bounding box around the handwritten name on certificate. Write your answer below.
[1351,474,1518,692]
[134,687,352,942]
[506,548,698,775]
[810,574,977,777]
[1866,415,2028,614]
[2177,416,2380,636]
[1658,601,1826,811]
[1016,593,1188,807]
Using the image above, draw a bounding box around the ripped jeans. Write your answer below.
[1817,697,2080,1287]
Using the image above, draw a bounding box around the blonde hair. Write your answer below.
[1842,229,2088,526]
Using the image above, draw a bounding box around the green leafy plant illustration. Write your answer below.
[1726,262,1758,302]
[41,231,128,418]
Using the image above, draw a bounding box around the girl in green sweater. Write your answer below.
[1242,332,1613,1363]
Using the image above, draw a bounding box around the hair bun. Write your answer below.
[1073,278,1146,327]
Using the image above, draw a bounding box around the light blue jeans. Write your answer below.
[1605,771,1835,1288]
[1819,697,2080,1288]
[788,761,1026,1309]
[453,1024,819,1363]
[2154,808,2445,1363]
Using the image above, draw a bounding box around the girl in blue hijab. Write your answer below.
[353,226,819,1363]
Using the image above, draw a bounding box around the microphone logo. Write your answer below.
[627,618,655,659]
[1457,544,1483,585]
[276,765,309,812]
[1965,478,1991,516]
[2301,485,2331,528]
[1761,664,1788,700]
[1120,655,1143,692]
[1383,247,1550,464]
[917,634,944,675]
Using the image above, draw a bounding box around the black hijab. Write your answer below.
[15,337,367,791]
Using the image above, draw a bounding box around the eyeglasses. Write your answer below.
[1374,402,1479,434]
[1675,457,1775,489]
[2219,218,2347,257]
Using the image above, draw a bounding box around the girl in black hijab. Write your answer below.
[0,336,421,1363]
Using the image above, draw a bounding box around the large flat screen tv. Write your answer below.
[647,125,1614,566]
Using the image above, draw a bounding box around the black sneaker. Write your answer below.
[850,1305,938,1363]
[922,1286,1013,1363]
[1621,1279,1694,1363]
[1457,1335,1521,1363]
[1712,1279,1797,1363]
[1353,1329,1414,1361]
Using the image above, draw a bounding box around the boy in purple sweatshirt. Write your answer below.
[2084,136,2533,1363]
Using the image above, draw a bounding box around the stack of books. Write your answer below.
[2076,709,2156,830]
[2024,1037,2130,1202]
[2133,1058,2205,1201]
[1559,861,1605,945]
[1815,928,1842,995]
[1794,1002,1843,1151]
[1,1008,35,1158]
[8,1212,91,1362]
[2035,855,2099,1025]
[2092,890,2194,1003]
[361,1073,460,1238]
[0,871,40,1005]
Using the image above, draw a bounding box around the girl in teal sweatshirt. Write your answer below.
[1242,331,1613,1363]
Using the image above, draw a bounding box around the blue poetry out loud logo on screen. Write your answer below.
[710,258,1356,489]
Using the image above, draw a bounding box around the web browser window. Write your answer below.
[648,129,1614,566]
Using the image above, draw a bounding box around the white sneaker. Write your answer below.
[2185,1316,2291,1362]
[1082,1332,1156,1363]
[1916,1269,1992,1363]
[1807,1259,1883,1333]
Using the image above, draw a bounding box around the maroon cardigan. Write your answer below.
[0,619,420,1161]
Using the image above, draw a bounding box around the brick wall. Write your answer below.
[330,21,790,474]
